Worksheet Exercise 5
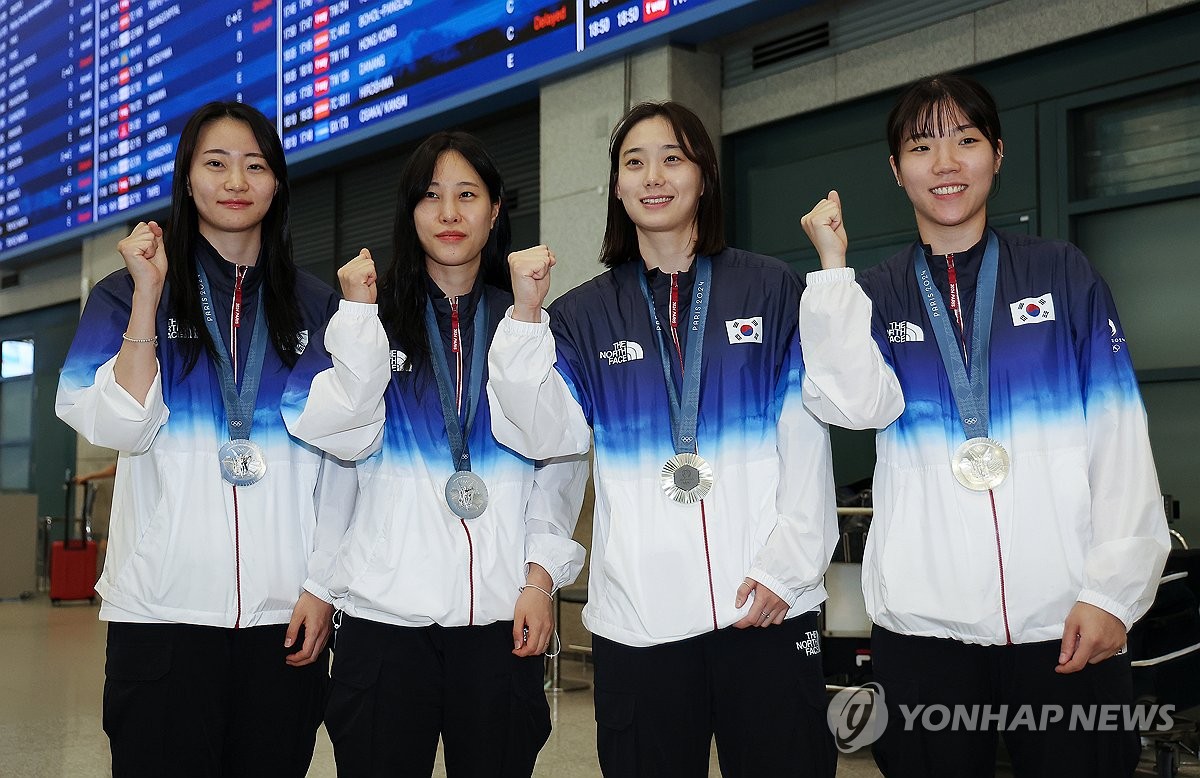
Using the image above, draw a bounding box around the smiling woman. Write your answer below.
[55,101,351,777]
[280,130,587,776]
[486,101,872,776]
[798,73,1170,777]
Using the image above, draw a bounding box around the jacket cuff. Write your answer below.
[804,267,856,286]
[337,299,379,317]
[1077,589,1136,631]
[501,306,550,335]
[746,567,801,609]
[303,579,337,606]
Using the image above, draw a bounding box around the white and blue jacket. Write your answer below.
[488,248,878,648]
[800,230,1170,645]
[281,281,587,628]
[55,242,354,628]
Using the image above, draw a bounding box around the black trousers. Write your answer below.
[103,621,328,778]
[870,625,1142,778]
[592,611,837,777]
[324,615,550,778]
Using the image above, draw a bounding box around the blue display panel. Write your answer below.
[280,0,577,154]
[2,0,729,261]
[2,0,94,253]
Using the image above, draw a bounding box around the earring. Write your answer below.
[896,180,903,188]
[186,181,192,196]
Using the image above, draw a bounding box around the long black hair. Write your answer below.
[886,73,1003,160]
[598,101,726,268]
[377,131,512,375]
[164,101,302,376]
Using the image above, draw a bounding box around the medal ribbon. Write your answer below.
[637,256,712,455]
[424,289,488,473]
[197,261,268,442]
[912,231,999,440]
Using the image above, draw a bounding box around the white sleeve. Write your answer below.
[799,267,905,430]
[486,308,592,460]
[283,300,390,462]
[303,452,358,604]
[746,348,839,608]
[524,453,590,591]
[56,354,170,454]
[1073,272,1170,629]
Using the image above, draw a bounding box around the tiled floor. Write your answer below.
[1,596,1195,777]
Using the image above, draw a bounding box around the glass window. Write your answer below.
[1,339,34,379]
[1073,82,1200,200]
[0,338,35,491]
[1075,196,1200,372]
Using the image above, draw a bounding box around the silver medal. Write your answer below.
[951,437,1010,491]
[660,453,714,504]
[445,471,489,519]
[218,439,267,486]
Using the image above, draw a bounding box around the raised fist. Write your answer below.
[337,248,377,304]
[117,221,168,291]
[800,190,849,270]
[508,245,556,322]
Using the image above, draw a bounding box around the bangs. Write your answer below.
[902,97,972,143]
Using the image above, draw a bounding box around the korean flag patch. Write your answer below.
[1009,294,1056,327]
[725,317,763,344]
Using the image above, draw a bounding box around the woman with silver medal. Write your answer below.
[282,132,587,777]
[489,102,841,776]
[56,102,349,776]
[799,74,1170,776]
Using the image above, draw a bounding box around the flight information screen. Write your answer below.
[2,0,727,259]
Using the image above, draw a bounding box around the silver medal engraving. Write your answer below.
[660,453,714,504]
[445,471,489,519]
[951,438,1010,491]
[219,439,267,486]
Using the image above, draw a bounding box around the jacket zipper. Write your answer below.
[450,296,476,625]
[947,252,1012,644]
[231,266,246,629]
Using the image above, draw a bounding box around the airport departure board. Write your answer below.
[1,0,730,259]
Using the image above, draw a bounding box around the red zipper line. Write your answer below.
[462,520,476,626]
[233,486,243,629]
[231,267,247,629]
[450,296,475,625]
[947,255,1011,643]
[990,489,1012,644]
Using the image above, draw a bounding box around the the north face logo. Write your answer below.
[796,629,821,656]
[390,350,411,372]
[598,340,644,365]
[887,321,925,343]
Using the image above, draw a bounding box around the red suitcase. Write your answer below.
[50,479,98,605]
[50,540,97,604]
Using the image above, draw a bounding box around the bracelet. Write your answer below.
[520,583,554,601]
[122,332,158,345]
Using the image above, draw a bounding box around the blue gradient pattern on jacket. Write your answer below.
[859,231,1141,453]
[282,283,532,477]
[549,250,799,476]
[60,245,338,458]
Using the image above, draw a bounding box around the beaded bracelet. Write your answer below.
[122,333,158,345]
